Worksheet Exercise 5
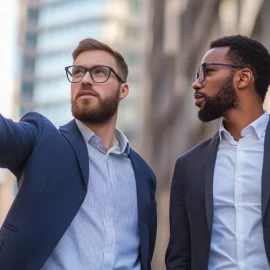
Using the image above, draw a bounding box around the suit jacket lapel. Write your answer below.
[261,119,270,218]
[205,132,220,236]
[128,149,149,269]
[59,119,89,186]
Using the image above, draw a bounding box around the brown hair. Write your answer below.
[72,38,128,82]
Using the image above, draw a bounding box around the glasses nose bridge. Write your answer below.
[82,67,94,82]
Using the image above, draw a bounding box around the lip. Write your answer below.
[77,90,97,100]
[194,93,205,106]
[78,94,95,99]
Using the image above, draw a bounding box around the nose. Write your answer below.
[81,70,94,84]
[192,77,202,91]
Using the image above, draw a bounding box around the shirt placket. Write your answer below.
[234,139,245,270]
[102,153,116,269]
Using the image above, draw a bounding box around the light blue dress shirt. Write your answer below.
[42,120,140,270]
[208,111,270,270]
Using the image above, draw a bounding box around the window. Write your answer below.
[25,32,37,48]
[22,82,34,98]
[35,52,71,79]
[33,78,70,104]
[39,0,105,28]
[23,56,35,72]
[37,22,103,53]
[129,0,140,14]
[27,8,39,22]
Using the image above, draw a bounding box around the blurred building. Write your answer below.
[19,0,151,145]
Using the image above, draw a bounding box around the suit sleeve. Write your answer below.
[0,113,41,170]
[165,158,191,269]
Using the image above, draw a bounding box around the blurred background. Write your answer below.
[0,0,270,269]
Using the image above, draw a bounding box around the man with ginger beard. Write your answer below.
[166,35,270,270]
[0,38,157,270]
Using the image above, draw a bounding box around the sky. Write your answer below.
[0,0,19,118]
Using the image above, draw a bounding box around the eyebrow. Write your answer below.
[205,66,219,69]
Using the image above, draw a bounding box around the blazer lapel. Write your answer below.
[205,132,220,236]
[261,120,270,218]
[59,119,89,186]
[128,149,149,269]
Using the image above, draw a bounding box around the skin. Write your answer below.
[192,46,263,141]
[71,50,129,149]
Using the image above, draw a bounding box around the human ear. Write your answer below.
[236,68,253,89]
[119,83,129,100]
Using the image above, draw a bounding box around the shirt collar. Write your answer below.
[115,129,130,154]
[75,119,95,142]
[219,111,269,141]
[75,119,130,154]
[248,110,269,139]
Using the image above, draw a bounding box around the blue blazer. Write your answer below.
[0,112,157,270]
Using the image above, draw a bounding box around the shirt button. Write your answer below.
[78,196,84,203]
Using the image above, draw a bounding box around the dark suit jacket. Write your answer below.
[166,121,270,270]
[0,112,157,270]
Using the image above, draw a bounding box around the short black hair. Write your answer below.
[210,35,270,101]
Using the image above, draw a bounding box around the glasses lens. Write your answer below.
[195,71,199,82]
[199,65,204,84]
[67,66,85,83]
[91,66,110,83]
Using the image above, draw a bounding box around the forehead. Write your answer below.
[74,50,117,68]
[201,46,230,64]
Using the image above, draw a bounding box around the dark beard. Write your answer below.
[71,85,120,124]
[198,74,238,122]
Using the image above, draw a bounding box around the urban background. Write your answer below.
[0,0,270,269]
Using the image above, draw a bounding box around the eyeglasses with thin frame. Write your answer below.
[65,65,125,83]
[195,62,245,84]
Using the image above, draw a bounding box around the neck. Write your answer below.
[81,116,118,150]
[223,103,264,141]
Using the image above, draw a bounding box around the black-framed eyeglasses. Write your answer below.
[65,65,125,83]
[195,62,245,84]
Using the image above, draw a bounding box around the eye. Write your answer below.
[205,68,214,75]
[93,68,107,75]
[92,66,109,76]
[95,69,105,74]
[72,67,84,76]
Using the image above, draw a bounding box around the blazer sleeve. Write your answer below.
[165,158,191,269]
[0,113,42,170]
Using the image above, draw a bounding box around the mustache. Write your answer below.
[75,85,99,100]
[194,91,207,99]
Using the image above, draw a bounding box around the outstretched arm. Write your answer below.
[0,112,42,170]
[165,158,191,269]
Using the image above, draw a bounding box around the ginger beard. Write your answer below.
[71,84,121,124]
[198,72,238,122]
